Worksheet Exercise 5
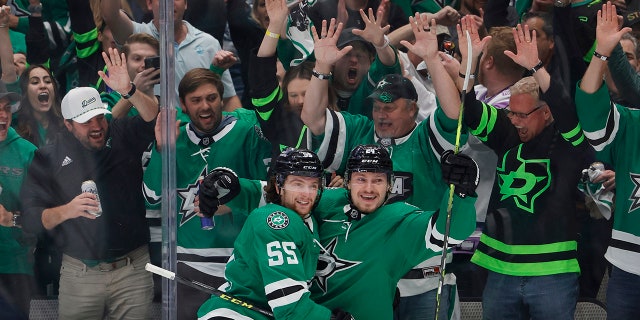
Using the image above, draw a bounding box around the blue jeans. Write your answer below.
[394,286,453,320]
[607,266,640,320]
[482,271,578,320]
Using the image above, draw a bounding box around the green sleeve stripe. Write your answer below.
[73,28,98,44]
[252,87,282,108]
[255,109,274,121]
[480,233,577,254]
[76,41,100,59]
[583,40,597,63]
[469,102,497,142]
[471,250,580,276]
[561,124,585,146]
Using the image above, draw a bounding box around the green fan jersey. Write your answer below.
[576,82,640,276]
[313,107,465,211]
[197,204,331,320]
[143,108,271,279]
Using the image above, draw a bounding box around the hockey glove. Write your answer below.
[331,308,355,320]
[199,167,240,217]
[441,150,479,198]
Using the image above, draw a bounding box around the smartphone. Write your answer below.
[144,56,160,70]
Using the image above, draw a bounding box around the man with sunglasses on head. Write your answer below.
[453,18,591,319]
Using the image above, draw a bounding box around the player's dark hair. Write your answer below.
[264,176,281,205]
[179,68,224,103]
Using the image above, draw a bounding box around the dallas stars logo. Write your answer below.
[313,237,361,293]
[628,173,640,213]
[177,167,208,226]
[496,146,550,213]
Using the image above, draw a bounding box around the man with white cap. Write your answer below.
[20,48,159,319]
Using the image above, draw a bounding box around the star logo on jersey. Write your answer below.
[496,146,550,213]
[628,173,640,213]
[266,211,290,229]
[313,237,362,293]
[177,167,208,227]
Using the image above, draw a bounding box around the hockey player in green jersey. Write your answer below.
[202,144,479,319]
[302,17,469,319]
[575,3,640,318]
[197,149,354,320]
[142,68,272,319]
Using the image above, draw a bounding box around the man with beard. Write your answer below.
[142,68,271,318]
[20,48,158,319]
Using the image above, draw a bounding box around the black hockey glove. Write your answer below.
[331,308,355,320]
[441,150,479,198]
[199,167,240,217]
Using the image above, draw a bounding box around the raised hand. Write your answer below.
[503,24,540,70]
[98,48,132,95]
[311,19,352,67]
[400,13,439,61]
[596,1,632,56]
[352,8,391,48]
[457,15,491,61]
[265,0,289,31]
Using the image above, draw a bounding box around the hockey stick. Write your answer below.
[145,263,274,318]
[434,29,472,320]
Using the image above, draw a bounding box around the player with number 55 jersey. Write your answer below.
[198,149,353,320]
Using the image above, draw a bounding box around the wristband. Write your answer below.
[374,35,390,50]
[458,72,476,79]
[266,30,280,39]
[312,69,332,80]
[530,60,544,74]
[12,213,21,228]
[593,51,609,61]
[120,82,137,99]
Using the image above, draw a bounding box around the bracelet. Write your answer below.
[374,35,390,50]
[0,24,7,28]
[266,29,280,39]
[312,69,332,80]
[120,82,137,99]
[458,72,476,79]
[530,60,544,74]
[593,51,609,61]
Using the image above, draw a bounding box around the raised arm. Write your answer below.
[98,48,158,122]
[0,5,16,84]
[454,16,491,93]
[101,0,134,44]
[352,8,395,66]
[401,15,462,120]
[301,19,351,135]
[257,0,289,58]
[580,2,631,94]
[503,24,551,92]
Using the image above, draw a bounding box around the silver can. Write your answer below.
[81,180,103,217]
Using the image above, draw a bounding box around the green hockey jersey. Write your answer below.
[576,82,640,276]
[224,183,476,319]
[197,204,331,320]
[143,108,271,279]
[313,107,465,211]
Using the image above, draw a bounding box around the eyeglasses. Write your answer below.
[505,103,546,119]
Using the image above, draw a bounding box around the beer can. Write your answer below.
[81,180,103,217]
[200,216,215,230]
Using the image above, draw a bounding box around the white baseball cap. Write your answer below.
[61,87,111,123]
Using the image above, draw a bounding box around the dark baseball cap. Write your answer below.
[368,74,418,103]
[337,28,375,54]
[0,81,20,112]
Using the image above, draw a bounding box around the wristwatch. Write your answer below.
[120,82,137,99]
